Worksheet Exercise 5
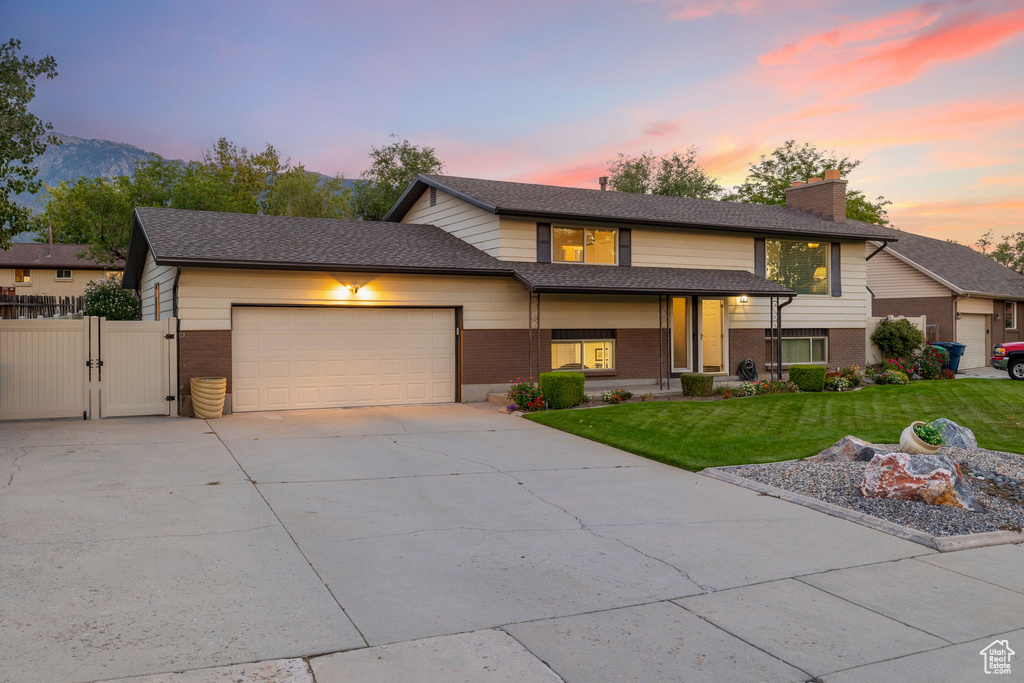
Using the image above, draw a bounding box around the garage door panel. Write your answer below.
[232,307,456,412]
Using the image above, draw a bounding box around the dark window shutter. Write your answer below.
[618,228,631,266]
[754,238,766,278]
[831,242,842,297]
[537,223,551,263]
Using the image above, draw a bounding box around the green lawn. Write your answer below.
[525,379,1024,471]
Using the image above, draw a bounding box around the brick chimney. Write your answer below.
[784,169,847,222]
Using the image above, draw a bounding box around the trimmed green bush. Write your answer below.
[679,372,714,397]
[788,364,826,392]
[539,371,586,409]
[871,317,925,360]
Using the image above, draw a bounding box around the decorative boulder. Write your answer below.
[808,436,881,463]
[928,418,977,450]
[860,452,982,511]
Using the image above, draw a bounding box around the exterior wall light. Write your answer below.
[738,295,749,303]
[347,284,361,295]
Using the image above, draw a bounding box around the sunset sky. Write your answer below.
[5,0,1023,244]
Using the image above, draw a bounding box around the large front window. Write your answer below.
[552,227,616,264]
[766,336,827,364]
[551,339,615,370]
[1006,302,1018,330]
[766,240,829,295]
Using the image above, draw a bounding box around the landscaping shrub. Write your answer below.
[506,377,544,411]
[839,365,863,386]
[601,388,633,404]
[539,371,586,409]
[788,365,827,392]
[679,372,714,397]
[939,368,956,380]
[914,345,947,380]
[824,371,851,391]
[84,278,140,320]
[871,317,925,360]
[875,370,910,385]
[737,379,801,396]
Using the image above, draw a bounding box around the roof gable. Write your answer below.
[386,174,896,241]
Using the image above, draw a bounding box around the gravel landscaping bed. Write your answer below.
[721,445,1024,537]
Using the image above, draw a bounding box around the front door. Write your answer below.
[701,298,726,373]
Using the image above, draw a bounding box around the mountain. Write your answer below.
[15,133,160,213]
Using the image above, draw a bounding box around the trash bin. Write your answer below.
[931,342,954,371]
[190,376,226,418]
[946,342,966,374]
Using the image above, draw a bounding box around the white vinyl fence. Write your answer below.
[0,317,177,420]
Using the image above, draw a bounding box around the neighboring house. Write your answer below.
[123,172,893,415]
[0,243,121,297]
[865,228,1024,369]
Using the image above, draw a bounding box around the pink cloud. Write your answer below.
[667,0,762,21]
[643,120,681,136]
[759,2,943,66]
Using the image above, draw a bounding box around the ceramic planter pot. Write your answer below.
[899,420,941,455]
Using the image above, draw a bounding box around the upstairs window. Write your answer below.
[552,227,616,264]
[15,268,31,284]
[56,269,72,280]
[766,240,829,295]
[1007,302,1018,330]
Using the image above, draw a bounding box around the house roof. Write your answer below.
[122,207,791,298]
[386,174,897,241]
[122,207,511,289]
[509,262,793,296]
[863,222,1024,300]
[0,243,117,269]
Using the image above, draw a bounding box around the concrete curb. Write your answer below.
[701,467,1024,552]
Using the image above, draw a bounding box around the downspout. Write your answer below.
[865,240,892,261]
[172,266,182,319]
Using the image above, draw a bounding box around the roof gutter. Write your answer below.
[157,257,514,279]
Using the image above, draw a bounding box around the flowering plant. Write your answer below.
[913,345,946,380]
[506,378,544,411]
[738,379,801,396]
[875,370,910,385]
[824,375,851,391]
[601,388,633,404]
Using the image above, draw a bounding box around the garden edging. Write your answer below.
[701,465,1024,552]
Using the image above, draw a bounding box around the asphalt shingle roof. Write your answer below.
[387,174,896,241]
[131,207,508,272]
[0,243,118,269]
[861,221,1024,300]
[509,262,793,295]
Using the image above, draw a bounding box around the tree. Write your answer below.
[725,140,892,226]
[171,138,281,214]
[607,147,723,199]
[38,176,135,263]
[977,230,1024,274]
[84,278,140,320]
[264,165,355,219]
[353,136,443,221]
[1,39,59,248]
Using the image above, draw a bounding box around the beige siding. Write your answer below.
[139,251,176,321]
[956,297,995,315]
[730,241,869,329]
[540,294,659,328]
[499,218,539,262]
[0,267,108,297]
[401,188,501,257]
[176,268,529,331]
[866,247,950,298]
[632,228,755,271]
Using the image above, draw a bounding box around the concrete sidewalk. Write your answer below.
[2,404,1022,682]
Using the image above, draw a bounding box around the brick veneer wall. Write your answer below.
[178,330,232,395]
[729,328,766,375]
[872,296,955,343]
[828,328,866,368]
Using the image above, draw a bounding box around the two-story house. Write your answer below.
[122,172,893,415]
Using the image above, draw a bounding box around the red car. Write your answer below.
[992,341,1024,380]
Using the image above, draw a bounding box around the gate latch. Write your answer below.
[166,395,176,402]
[165,333,175,339]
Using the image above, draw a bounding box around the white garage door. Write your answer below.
[956,314,988,370]
[232,307,456,412]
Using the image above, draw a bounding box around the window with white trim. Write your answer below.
[56,269,72,280]
[1006,302,1017,330]
[552,226,616,264]
[551,330,616,370]
[766,240,829,295]
[765,336,827,364]
[15,268,31,284]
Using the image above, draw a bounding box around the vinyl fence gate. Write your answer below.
[0,316,178,420]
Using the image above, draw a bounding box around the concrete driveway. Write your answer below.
[3,404,1023,682]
